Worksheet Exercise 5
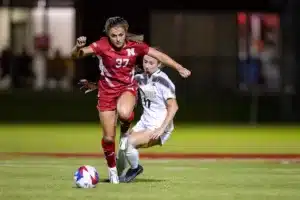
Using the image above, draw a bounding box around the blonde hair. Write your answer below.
[127,33,144,42]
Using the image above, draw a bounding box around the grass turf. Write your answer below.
[1,124,299,199]
[0,157,300,200]
[0,124,299,154]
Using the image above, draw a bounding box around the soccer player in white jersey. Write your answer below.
[78,46,179,183]
[117,51,179,183]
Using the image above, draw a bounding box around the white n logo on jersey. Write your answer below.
[126,48,135,56]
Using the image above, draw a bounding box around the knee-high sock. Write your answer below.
[101,138,116,168]
[116,135,129,176]
[125,139,139,169]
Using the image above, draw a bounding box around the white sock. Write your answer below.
[125,141,139,169]
[108,166,118,177]
[108,167,119,184]
[109,166,117,172]
[116,149,128,176]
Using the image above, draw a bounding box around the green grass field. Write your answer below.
[0,124,300,153]
[0,124,300,200]
[0,157,300,200]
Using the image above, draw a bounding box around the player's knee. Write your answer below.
[119,136,128,151]
[125,137,137,156]
[119,136,136,153]
[102,135,115,143]
[118,108,132,122]
[127,137,137,148]
[119,136,135,149]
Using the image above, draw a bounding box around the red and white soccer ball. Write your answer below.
[74,165,99,188]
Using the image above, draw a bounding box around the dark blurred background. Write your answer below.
[0,0,299,124]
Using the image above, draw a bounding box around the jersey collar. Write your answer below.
[153,69,161,75]
[146,69,161,80]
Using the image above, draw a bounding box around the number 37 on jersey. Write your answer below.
[115,48,136,68]
[115,58,129,68]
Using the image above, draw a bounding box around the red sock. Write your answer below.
[101,138,116,168]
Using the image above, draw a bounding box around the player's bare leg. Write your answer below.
[99,110,119,184]
[117,91,136,135]
[116,91,136,176]
[119,130,161,182]
[127,130,161,148]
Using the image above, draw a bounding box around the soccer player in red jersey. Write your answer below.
[71,16,191,184]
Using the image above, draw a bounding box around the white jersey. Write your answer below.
[134,70,175,133]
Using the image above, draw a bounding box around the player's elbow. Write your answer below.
[173,101,179,113]
[71,50,77,59]
[71,50,82,59]
[77,49,85,58]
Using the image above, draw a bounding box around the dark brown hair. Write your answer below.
[104,16,129,34]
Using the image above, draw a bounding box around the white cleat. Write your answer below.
[109,167,119,184]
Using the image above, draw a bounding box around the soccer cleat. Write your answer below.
[108,167,119,184]
[124,165,144,183]
[119,176,126,183]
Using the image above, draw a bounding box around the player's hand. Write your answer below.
[149,128,165,140]
[178,67,191,78]
[77,79,98,94]
[76,36,87,48]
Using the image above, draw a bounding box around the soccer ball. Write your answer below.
[74,165,99,188]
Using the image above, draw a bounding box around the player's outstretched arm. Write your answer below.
[150,98,178,140]
[71,36,94,59]
[160,99,178,130]
[147,47,191,78]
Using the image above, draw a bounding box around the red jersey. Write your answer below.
[89,37,149,90]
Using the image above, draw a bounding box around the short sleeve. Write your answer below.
[135,42,149,57]
[154,75,176,101]
[89,37,107,56]
[161,83,176,101]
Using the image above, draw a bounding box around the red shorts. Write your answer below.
[97,83,138,112]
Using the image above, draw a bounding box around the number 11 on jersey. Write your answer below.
[115,58,129,68]
[143,98,151,108]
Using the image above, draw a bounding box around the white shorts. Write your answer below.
[131,120,173,145]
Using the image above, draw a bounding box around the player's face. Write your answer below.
[143,55,160,75]
[108,26,126,48]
